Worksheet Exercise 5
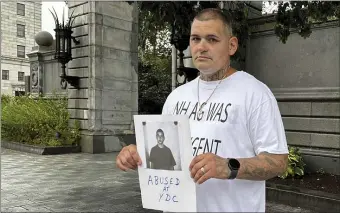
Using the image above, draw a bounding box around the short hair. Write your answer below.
[193,8,233,36]
[156,129,164,136]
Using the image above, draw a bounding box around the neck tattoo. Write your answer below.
[197,65,230,117]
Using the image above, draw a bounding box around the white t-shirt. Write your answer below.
[162,71,289,212]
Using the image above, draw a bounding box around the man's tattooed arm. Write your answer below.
[235,152,288,181]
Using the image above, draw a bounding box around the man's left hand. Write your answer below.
[189,153,230,184]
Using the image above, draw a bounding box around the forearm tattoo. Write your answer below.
[237,152,287,181]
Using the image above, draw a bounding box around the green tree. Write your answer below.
[273,1,340,43]
[135,1,340,48]
[137,3,174,114]
[138,53,171,114]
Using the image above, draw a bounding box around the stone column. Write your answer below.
[26,32,53,95]
[26,31,65,96]
[67,1,138,153]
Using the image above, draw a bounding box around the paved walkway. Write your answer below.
[1,148,313,212]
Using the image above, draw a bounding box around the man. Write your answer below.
[116,8,288,212]
[148,128,176,170]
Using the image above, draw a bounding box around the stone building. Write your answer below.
[26,1,339,176]
[0,1,41,96]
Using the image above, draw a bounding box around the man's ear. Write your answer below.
[228,36,238,56]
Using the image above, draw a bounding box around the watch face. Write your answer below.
[229,158,240,169]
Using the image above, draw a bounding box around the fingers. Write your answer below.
[123,149,137,167]
[116,145,141,171]
[116,157,130,171]
[128,147,142,166]
[190,153,215,184]
[190,159,206,179]
[189,154,204,170]
[196,169,212,184]
[116,151,135,171]
[193,165,207,182]
[193,164,213,184]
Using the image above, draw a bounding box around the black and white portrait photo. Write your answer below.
[149,128,176,170]
[142,121,182,171]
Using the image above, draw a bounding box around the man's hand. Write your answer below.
[116,144,142,171]
[189,153,230,184]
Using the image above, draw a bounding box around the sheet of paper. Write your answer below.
[134,115,196,212]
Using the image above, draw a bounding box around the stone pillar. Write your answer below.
[24,76,30,94]
[27,52,44,95]
[26,31,65,96]
[67,1,138,153]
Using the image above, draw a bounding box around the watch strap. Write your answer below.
[228,168,238,179]
[227,158,239,179]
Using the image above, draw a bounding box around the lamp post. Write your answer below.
[50,8,80,89]
[170,21,199,86]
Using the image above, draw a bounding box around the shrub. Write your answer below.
[279,146,306,179]
[1,94,80,147]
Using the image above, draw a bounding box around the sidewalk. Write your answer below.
[1,148,314,212]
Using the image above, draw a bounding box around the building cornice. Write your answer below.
[1,56,30,66]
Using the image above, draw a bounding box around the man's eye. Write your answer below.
[191,37,200,41]
[208,38,217,42]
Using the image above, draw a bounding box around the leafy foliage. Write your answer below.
[1,95,81,147]
[133,1,339,49]
[279,146,306,179]
[273,1,340,43]
[138,8,172,58]
[138,53,172,114]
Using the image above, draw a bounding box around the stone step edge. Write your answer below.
[1,141,81,155]
[266,182,340,212]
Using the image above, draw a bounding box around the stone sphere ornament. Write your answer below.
[34,31,54,47]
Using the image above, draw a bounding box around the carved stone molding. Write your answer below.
[272,87,340,101]
[30,62,43,94]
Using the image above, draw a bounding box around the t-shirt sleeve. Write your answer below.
[249,97,289,155]
[149,147,155,163]
[162,97,171,115]
[169,149,176,167]
[162,90,177,115]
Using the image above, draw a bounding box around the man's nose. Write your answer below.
[196,39,208,52]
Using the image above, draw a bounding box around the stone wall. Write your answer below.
[246,16,340,175]
[67,1,138,153]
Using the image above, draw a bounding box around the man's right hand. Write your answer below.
[116,144,142,171]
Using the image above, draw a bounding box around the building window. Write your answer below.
[17,24,25,37]
[18,71,25,81]
[17,45,25,58]
[2,70,9,80]
[17,3,25,16]
[15,91,25,96]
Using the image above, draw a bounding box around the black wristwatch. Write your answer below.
[227,158,240,179]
